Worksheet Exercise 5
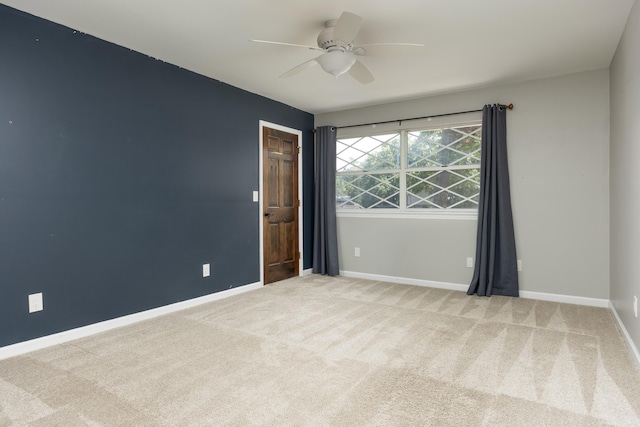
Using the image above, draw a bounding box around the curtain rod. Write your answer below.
[315,103,513,131]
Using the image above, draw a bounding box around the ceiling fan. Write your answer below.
[252,11,425,84]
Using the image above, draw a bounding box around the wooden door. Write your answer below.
[263,127,299,284]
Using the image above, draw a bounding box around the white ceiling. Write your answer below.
[2,0,635,114]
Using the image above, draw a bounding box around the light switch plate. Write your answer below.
[252,191,259,202]
[203,264,210,278]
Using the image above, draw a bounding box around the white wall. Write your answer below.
[316,69,611,299]
[610,1,640,353]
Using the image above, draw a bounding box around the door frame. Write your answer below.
[258,120,304,285]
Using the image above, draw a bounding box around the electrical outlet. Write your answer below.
[28,293,43,313]
[202,263,210,278]
[466,257,473,268]
[517,260,523,272]
[634,295,638,318]
[354,247,360,257]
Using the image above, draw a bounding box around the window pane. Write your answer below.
[407,129,443,168]
[407,168,480,209]
[337,173,400,209]
[408,124,481,168]
[337,134,400,172]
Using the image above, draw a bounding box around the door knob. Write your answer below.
[264,212,272,217]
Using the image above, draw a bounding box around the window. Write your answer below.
[336,122,482,215]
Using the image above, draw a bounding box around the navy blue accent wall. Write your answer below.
[0,5,315,347]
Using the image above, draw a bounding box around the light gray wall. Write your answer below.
[316,69,611,299]
[334,217,478,285]
[610,1,640,352]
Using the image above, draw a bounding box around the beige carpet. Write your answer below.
[1,275,639,426]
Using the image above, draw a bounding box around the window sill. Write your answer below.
[336,210,478,221]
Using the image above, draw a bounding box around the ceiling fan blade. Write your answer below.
[251,39,323,52]
[333,11,363,43]
[279,58,318,78]
[349,60,374,85]
[353,43,426,56]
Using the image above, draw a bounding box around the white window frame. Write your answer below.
[336,113,482,220]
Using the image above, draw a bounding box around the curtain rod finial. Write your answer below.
[507,103,514,110]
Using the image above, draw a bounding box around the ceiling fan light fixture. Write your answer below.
[316,51,356,77]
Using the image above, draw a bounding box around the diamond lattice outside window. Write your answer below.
[337,123,481,211]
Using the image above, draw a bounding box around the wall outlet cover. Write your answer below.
[202,263,210,278]
[28,293,43,313]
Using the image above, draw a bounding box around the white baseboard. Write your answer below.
[609,302,640,369]
[339,270,609,307]
[340,270,468,292]
[0,281,263,361]
[519,290,609,308]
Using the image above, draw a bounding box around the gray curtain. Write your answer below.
[467,104,519,297]
[312,126,339,275]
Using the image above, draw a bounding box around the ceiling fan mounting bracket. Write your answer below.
[324,19,338,28]
[317,25,351,51]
